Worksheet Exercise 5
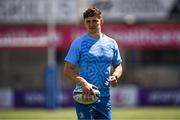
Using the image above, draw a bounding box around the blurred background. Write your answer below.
[0,0,180,109]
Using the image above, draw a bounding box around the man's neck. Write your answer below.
[88,32,102,39]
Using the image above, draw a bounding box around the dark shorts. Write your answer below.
[74,96,112,120]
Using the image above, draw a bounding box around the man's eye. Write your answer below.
[93,20,98,23]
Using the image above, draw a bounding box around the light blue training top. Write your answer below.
[65,33,122,96]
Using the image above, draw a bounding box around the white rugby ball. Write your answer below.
[73,87,100,104]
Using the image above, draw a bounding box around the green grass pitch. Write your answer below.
[0,107,180,120]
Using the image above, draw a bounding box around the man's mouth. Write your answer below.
[89,28,95,30]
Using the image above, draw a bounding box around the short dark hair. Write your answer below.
[83,7,102,19]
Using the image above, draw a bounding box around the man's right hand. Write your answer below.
[80,81,98,101]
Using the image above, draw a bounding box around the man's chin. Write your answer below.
[89,29,98,33]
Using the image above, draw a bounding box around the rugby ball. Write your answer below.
[73,87,100,104]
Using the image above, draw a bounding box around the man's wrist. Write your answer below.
[78,77,88,87]
[109,75,117,81]
[112,75,118,79]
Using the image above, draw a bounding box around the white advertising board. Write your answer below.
[110,85,138,107]
[0,88,13,108]
[0,0,78,24]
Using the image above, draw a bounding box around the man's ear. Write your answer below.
[100,18,104,25]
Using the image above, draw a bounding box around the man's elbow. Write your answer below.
[63,66,69,78]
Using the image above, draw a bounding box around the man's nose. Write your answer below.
[89,22,94,27]
[89,21,93,26]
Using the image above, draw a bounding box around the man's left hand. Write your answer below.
[109,75,118,87]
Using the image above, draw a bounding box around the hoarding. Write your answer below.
[139,88,180,106]
[0,24,180,49]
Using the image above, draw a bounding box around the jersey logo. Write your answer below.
[79,112,84,119]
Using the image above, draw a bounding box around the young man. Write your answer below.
[64,7,123,120]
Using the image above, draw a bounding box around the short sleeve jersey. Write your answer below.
[65,33,122,96]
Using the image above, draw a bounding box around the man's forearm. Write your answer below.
[63,62,88,86]
[112,64,123,79]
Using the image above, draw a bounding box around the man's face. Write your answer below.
[84,16,103,34]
